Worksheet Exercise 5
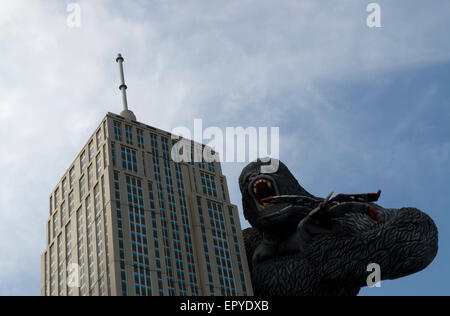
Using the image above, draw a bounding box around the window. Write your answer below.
[125,125,133,145]
[125,174,151,295]
[205,199,236,293]
[88,165,93,190]
[114,171,127,296]
[65,221,73,295]
[94,184,101,215]
[114,121,122,141]
[80,151,87,173]
[54,189,60,209]
[150,134,159,155]
[89,141,94,161]
[76,205,86,295]
[137,129,144,148]
[193,146,205,169]
[62,178,67,198]
[53,213,58,236]
[49,244,56,296]
[85,194,94,293]
[69,167,75,188]
[121,146,137,173]
[111,142,116,167]
[65,222,72,253]
[161,137,171,160]
[201,172,217,198]
[96,129,103,150]
[79,175,86,201]
[61,201,67,225]
[147,181,156,209]
[57,234,64,295]
[96,153,102,177]
[68,191,74,216]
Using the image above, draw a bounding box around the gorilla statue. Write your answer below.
[240,158,438,296]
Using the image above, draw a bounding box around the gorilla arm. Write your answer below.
[308,205,439,289]
[243,205,438,295]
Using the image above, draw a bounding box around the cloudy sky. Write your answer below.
[0,0,449,296]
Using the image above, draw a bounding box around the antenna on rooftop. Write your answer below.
[116,53,136,121]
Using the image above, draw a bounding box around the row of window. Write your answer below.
[113,120,218,171]
[45,175,111,296]
[50,121,106,216]
[113,150,204,296]
[48,153,106,244]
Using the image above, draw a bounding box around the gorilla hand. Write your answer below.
[278,192,341,255]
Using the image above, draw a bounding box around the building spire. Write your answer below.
[116,53,128,111]
[116,53,136,121]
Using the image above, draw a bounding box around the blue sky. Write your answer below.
[0,0,449,295]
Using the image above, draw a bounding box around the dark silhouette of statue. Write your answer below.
[240,158,438,296]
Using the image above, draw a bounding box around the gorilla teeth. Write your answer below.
[253,179,271,194]
[252,179,275,207]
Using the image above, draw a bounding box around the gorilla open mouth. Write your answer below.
[251,177,277,208]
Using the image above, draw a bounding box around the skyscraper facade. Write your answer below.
[41,112,253,296]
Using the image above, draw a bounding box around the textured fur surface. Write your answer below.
[240,159,439,296]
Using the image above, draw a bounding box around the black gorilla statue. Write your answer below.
[240,158,438,296]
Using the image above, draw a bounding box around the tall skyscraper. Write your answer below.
[41,55,253,296]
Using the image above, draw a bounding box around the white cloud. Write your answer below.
[0,102,13,121]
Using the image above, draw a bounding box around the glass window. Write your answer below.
[69,167,75,188]
[121,146,137,173]
[114,121,122,141]
[137,129,144,148]
[62,178,67,198]
[125,125,133,145]
[68,191,74,215]
[54,189,60,209]
[88,165,93,190]
[61,201,67,225]
[89,141,94,161]
[94,184,101,214]
[80,151,87,173]
[53,213,58,236]
[79,175,86,201]
[96,130,103,150]
[96,153,102,177]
